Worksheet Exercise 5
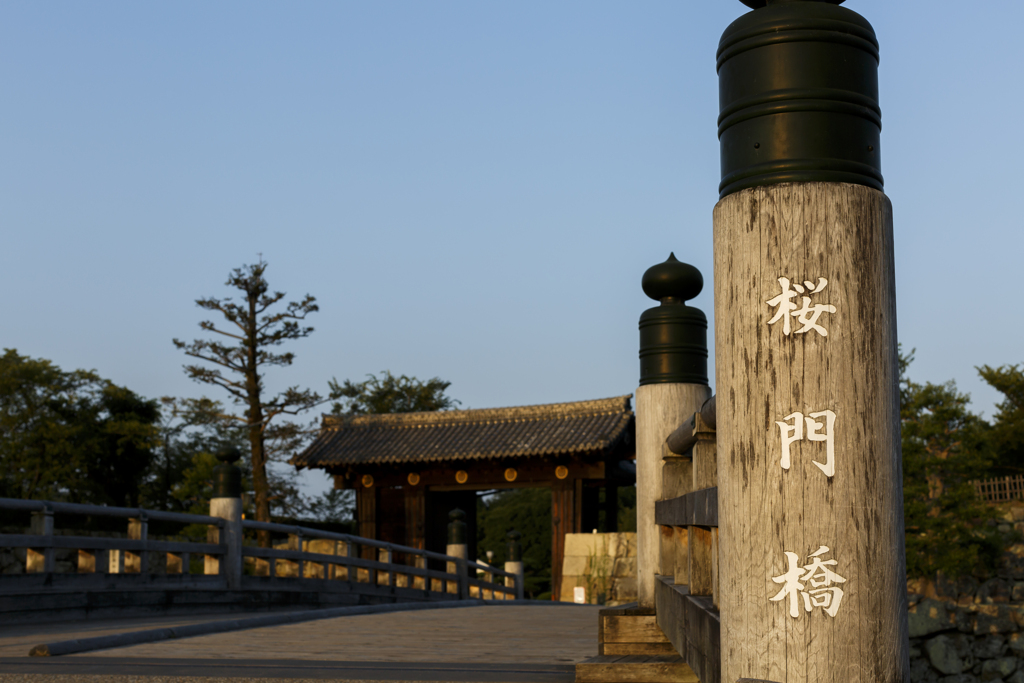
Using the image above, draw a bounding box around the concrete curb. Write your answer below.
[29,600,488,657]
[28,599,592,657]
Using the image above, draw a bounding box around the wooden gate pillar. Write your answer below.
[714,3,909,681]
[636,254,710,608]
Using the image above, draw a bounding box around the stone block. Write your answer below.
[910,599,956,638]
[981,657,1018,682]
[977,635,1009,659]
[940,675,979,683]
[562,556,590,577]
[925,635,964,674]
[1009,633,1024,656]
[911,656,941,683]
[613,557,636,578]
[980,580,1013,604]
[975,605,1019,635]
[1008,671,1024,683]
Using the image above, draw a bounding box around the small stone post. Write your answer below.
[714,2,909,681]
[27,505,54,573]
[208,448,244,590]
[505,530,525,601]
[446,508,469,599]
[635,254,711,608]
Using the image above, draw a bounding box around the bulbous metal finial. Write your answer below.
[216,446,242,464]
[740,0,844,7]
[642,253,703,304]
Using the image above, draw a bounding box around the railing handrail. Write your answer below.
[242,519,452,563]
[0,497,223,527]
[242,520,519,583]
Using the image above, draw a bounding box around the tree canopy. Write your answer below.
[329,371,460,415]
[0,349,159,506]
[173,260,323,537]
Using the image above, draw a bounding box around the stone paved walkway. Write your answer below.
[0,604,601,682]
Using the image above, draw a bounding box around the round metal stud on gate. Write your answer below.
[504,468,517,482]
[407,472,420,486]
[455,470,468,484]
[555,465,569,480]
[361,474,374,488]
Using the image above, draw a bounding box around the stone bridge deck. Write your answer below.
[0,603,601,683]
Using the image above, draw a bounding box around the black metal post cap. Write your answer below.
[719,0,881,198]
[447,508,467,545]
[216,447,242,464]
[639,254,708,387]
[212,447,243,499]
[740,0,844,7]
[507,530,522,562]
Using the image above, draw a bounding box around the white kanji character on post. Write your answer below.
[775,409,837,478]
[769,551,804,618]
[770,546,847,619]
[765,278,800,336]
[766,277,835,337]
[776,412,804,471]
[805,410,837,477]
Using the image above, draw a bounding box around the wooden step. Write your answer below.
[576,654,699,683]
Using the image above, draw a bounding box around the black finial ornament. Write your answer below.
[447,508,467,545]
[641,252,703,304]
[638,254,709,387]
[507,530,522,562]
[719,0,880,198]
[213,447,243,499]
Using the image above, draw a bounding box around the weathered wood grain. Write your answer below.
[688,527,714,597]
[576,653,698,683]
[636,383,711,608]
[602,615,670,643]
[655,487,718,527]
[714,183,909,683]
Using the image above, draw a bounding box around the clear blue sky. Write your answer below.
[3,2,1022,495]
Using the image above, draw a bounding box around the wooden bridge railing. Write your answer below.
[0,496,227,581]
[242,519,519,601]
[654,395,722,683]
[0,497,521,604]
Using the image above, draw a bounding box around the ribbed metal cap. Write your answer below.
[447,508,467,545]
[507,530,522,562]
[638,254,708,387]
[212,447,243,499]
[718,0,881,198]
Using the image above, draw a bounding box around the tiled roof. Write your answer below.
[292,395,634,468]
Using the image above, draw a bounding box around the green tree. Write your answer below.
[141,397,246,511]
[329,371,460,415]
[901,348,1001,578]
[477,488,552,598]
[173,260,324,539]
[0,349,159,505]
[978,363,1024,476]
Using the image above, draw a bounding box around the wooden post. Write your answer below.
[128,515,148,573]
[662,450,692,587]
[209,499,242,587]
[27,507,54,573]
[447,508,469,599]
[688,412,717,598]
[714,184,908,682]
[636,254,710,609]
[551,483,574,601]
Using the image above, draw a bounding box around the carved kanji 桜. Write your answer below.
[769,546,847,618]
[766,277,836,337]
